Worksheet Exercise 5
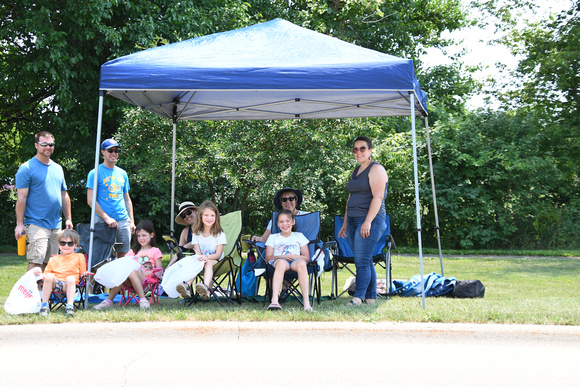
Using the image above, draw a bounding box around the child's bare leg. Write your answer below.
[42,273,56,304]
[203,260,218,287]
[128,270,146,299]
[292,260,311,309]
[64,276,77,305]
[271,260,290,305]
[107,284,123,301]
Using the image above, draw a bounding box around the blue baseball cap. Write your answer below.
[101,139,120,150]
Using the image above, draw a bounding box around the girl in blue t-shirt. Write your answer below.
[265,209,311,312]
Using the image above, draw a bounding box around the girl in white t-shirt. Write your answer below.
[265,209,312,312]
[176,201,227,301]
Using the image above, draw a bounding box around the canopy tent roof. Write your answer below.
[99,18,428,120]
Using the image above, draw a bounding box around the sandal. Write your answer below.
[267,303,282,311]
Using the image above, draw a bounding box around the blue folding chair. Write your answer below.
[330,214,395,299]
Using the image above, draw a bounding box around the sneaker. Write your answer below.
[39,306,49,317]
[65,306,75,317]
[195,283,210,301]
[139,298,150,309]
[176,282,192,298]
[93,299,113,310]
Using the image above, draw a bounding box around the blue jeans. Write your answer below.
[347,213,386,300]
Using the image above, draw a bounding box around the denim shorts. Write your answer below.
[95,216,131,253]
[268,257,307,268]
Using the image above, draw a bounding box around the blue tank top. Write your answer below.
[187,226,193,243]
[346,161,388,218]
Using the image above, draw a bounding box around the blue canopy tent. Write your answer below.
[88,18,444,308]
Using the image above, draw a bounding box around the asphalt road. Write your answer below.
[1,321,578,387]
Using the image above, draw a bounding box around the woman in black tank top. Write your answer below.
[338,136,388,306]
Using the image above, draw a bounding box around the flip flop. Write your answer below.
[267,303,282,311]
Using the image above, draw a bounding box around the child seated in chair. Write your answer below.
[33,229,89,317]
[175,201,227,301]
[93,220,163,310]
[265,209,312,312]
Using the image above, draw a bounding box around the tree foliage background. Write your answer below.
[1,0,578,249]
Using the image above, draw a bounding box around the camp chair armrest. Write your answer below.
[322,240,337,250]
[387,235,396,250]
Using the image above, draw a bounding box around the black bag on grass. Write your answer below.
[450,280,485,298]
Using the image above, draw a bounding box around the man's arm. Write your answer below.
[61,191,73,229]
[15,188,29,240]
[87,188,117,228]
[124,192,136,234]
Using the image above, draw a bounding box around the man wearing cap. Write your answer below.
[86,139,135,257]
[251,187,307,242]
[15,131,73,271]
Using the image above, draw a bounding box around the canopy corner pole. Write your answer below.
[424,117,444,276]
[85,90,104,309]
[410,92,426,309]
[170,106,177,237]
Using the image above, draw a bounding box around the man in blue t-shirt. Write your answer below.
[86,139,135,257]
[15,131,73,271]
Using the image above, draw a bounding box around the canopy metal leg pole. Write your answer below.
[410,94,426,309]
[170,119,177,236]
[424,117,444,276]
[85,91,104,309]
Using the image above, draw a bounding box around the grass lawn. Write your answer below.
[1,252,578,326]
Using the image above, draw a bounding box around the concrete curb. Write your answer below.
[2,321,579,345]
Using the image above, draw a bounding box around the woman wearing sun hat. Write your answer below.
[175,201,198,247]
[251,187,307,242]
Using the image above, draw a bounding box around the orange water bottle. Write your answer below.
[17,232,26,256]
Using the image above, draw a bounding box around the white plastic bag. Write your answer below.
[4,270,42,314]
[94,257,140,288]
[161,255,204,298]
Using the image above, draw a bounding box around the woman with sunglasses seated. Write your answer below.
[175,201,199,249]
[251,187,307,243]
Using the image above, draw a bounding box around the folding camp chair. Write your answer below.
[77,223,118,269]
[77,223,119,295]
[119,268,163,306]
[249,211,333,307]
[330,214,395,299]
[48,254,93,311]
[186,210,243,307]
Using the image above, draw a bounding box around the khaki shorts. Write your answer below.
[25,224,59,265]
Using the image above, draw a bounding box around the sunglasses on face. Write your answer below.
[106,148,121,154]
[180,209,194,219]
[281,197,296,203]
[37,142,55,147]
[58,241,75,247]
[352,146,368,153]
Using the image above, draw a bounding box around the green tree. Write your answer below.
[1,0,483,246]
